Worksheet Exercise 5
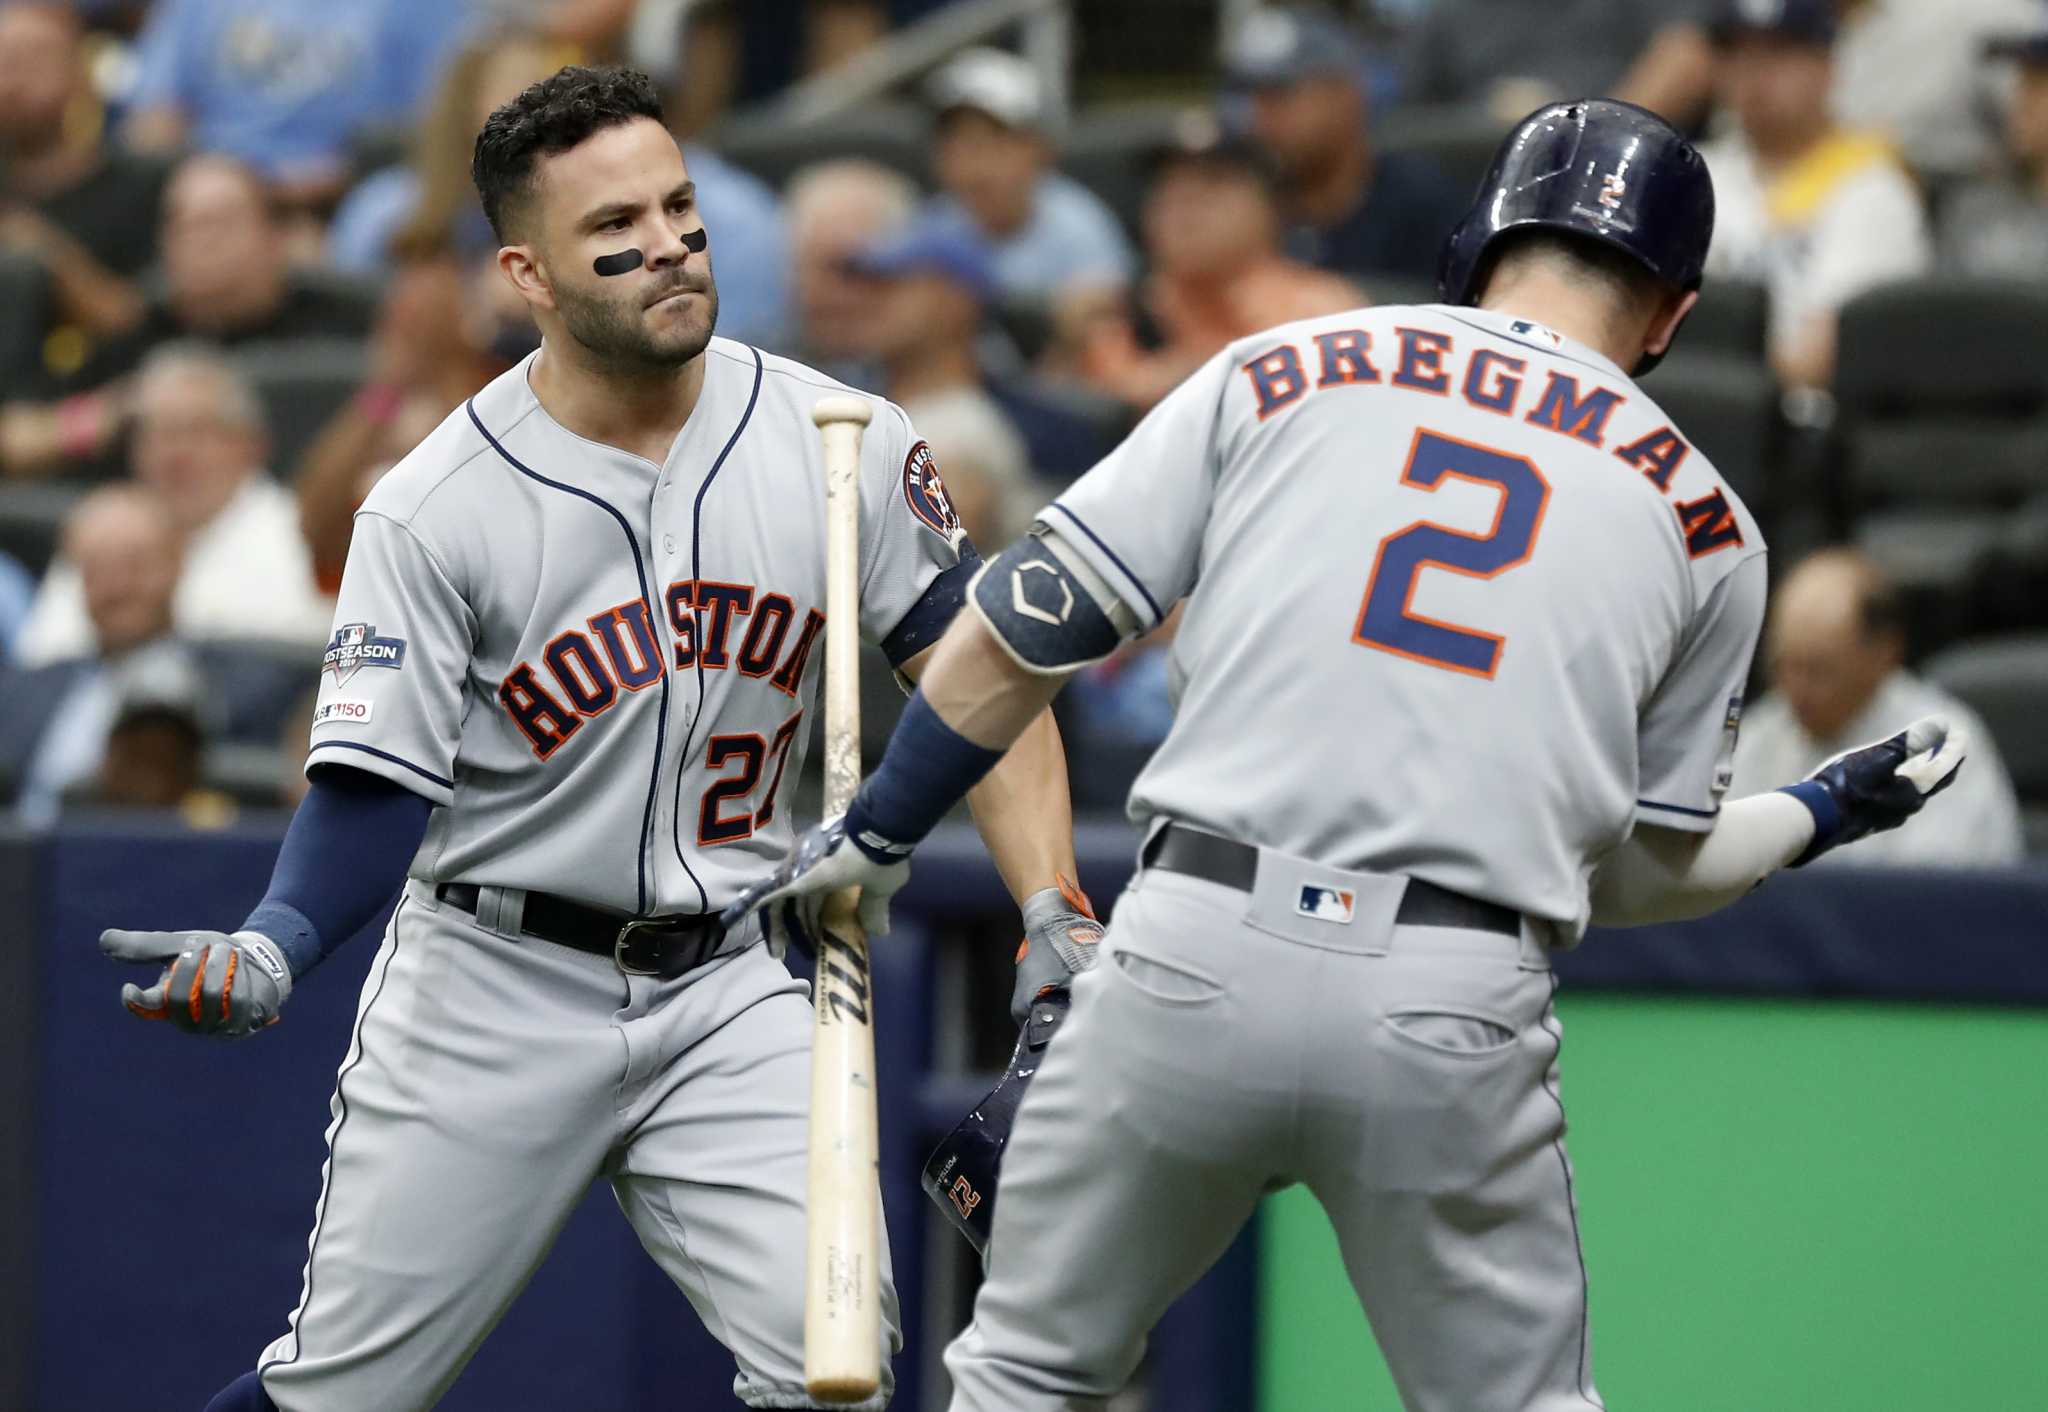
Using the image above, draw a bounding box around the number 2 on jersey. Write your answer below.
[1354,430,1550,679]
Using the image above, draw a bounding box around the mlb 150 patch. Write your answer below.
[313,699,374,726]
[324,623,407,686]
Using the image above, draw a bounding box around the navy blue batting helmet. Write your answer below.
[1437,99,1715,337]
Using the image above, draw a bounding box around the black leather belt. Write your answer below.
[435,883,727,979]
[1141,823,1523,937]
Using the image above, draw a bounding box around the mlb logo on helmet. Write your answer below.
[323,622,408,686]
[1296,885,1357,924]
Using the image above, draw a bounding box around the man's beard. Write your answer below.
[554,270,720,373]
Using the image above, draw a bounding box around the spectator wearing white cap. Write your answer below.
[1225,6,1465,282]
[923,47,1136,304]
[1700,0,1931,391]
[1938,14,2048,278]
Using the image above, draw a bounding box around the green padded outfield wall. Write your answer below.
[1257,996,2048,1410]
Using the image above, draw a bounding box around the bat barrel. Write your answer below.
[806,395,882,1403]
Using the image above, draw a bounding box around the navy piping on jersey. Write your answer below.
[309,740,455,792]
[1636,798,1718,820]
[1039,502,1164,625]
[670,346,764,884]
[467,400,674,916]
[1438,309,1625,383]
[257,898,408,1385]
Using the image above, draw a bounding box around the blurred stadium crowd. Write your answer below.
[0,0,2044,863]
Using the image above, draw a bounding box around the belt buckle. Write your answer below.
[614,918,670,977]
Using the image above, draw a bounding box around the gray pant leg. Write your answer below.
[258,892,631,1412]
[1304,931,1603,1412]
[945,873,1284,1412]
[612,943,901,1411]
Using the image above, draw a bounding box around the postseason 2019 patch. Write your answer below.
[324,623,407,686]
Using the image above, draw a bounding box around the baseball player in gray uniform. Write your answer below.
[731,102,1967,1411]
[97,67,1102,1412]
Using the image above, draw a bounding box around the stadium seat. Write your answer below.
[1922,633,2048,854]
[232,339,370,482]
[712,102,931,193]
[1375,104,1513,203]
[195,642,319,745]
[1834,278,2048,515]
[1963,494,2048,636]
[1638,352,1784,523]
[1832,279,2048,644]
[0,252,52,392]
[0,481,89,578]
[1680,280,1768,359]
[200,740,290,809]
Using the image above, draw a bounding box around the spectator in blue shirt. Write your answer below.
[1224,6,1466,284]
[122,0,475,205]
[924,48,1136,305]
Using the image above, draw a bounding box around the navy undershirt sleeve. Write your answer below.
[242,765,434,977]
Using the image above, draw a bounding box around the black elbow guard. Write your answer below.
[971,536,1127,675]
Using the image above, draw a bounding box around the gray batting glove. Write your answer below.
[1012,875,1103,1026]
[723,814,909,951]
[100,928,292,1037]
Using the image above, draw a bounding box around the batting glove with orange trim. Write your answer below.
[1012,874,1102,1026]
[99,928,292,1037]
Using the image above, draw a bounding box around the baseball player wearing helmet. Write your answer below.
[731,101,1967,1411]
[99,66,1103,1412]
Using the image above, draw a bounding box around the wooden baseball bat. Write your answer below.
[805,395,882,1404]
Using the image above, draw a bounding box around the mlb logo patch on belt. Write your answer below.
[1297,885,1356,924]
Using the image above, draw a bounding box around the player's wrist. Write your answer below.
[849,690,1004,858]
[229,930,295,1004]
[239,901,321,981]
[1776,780,1840,867]
[842,796,916,866]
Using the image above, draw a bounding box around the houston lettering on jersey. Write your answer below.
[1241,324,1742,561]
[497,580,824,760]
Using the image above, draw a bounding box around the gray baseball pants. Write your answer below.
[255,879,899,1411]
[944,847,1603,1412]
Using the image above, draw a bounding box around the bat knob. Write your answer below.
[812,396,874,429]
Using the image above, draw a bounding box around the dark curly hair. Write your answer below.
[471,64,666,243]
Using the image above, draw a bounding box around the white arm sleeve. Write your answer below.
[1589,792,1817,927]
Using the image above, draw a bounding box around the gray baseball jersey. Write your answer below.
[1044,303,1767,935]
[307,338,973,916]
